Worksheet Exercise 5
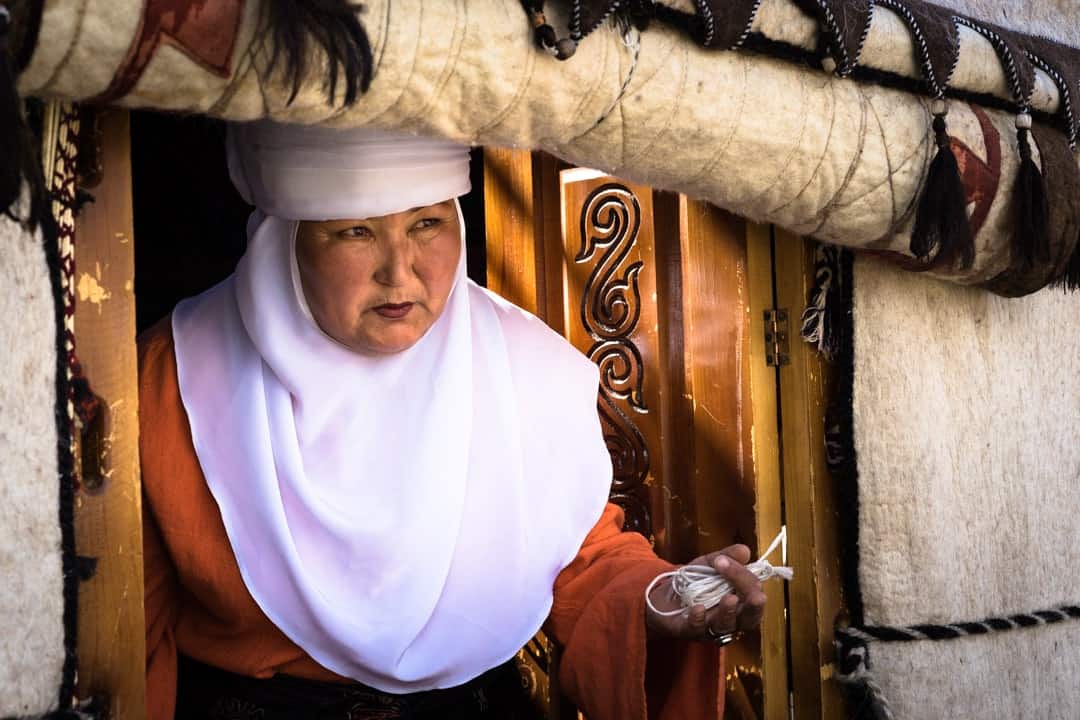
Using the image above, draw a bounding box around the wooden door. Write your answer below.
[484,150,847,719]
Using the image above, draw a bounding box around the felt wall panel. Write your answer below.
[847,255,1080,718]
[0,204,65,717]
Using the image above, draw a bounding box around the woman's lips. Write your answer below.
[373,302,414,319]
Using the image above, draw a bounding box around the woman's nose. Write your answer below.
[374,240,412,287]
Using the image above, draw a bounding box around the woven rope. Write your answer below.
[835,604,1080,719]
[839,604,1080,646]
[799,244,841,359]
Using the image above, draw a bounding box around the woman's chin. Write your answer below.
[348,327,425,355]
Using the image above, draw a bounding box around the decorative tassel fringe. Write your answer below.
[264,0,374,106]
[800,244,841,359]
[911,102,974,269]
[0,5,48,230]
[1013,115,1051,269]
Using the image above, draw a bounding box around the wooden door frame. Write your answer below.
[749,227,849,720]
[62,105,146,718]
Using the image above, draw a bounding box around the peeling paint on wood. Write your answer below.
[77,264,112,310]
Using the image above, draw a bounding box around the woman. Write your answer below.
[139,121,766,720]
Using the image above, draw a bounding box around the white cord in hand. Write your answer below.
[645,527,794,617]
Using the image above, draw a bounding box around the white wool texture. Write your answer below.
[0,210,64,717]
[16,0,1077,288]
[852,255,1080,719]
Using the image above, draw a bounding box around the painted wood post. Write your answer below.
[72,108,145,718]
[772,230,848,719]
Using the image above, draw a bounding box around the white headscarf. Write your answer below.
[171,122,612,692]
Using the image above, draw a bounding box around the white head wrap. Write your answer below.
[226,121,472,220]
[171,123,612,692]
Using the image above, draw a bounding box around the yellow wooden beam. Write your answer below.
[72,109,145,718]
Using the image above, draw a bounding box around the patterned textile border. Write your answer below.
[541,0,1079,141]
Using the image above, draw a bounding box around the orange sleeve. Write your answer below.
[139,320,180,720]
[545,503,723,720]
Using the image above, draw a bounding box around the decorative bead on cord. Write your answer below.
[645,528,793,617]
[521,1,577,59]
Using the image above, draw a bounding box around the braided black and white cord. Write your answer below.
[835,604,1080,718]
[839,604,1080,646]
[692,0,715,48]
[953,16,1027,108]
[731,0,764,51]
[874,0,957,98]
[849,0,876,78]
[809,0,853,76]
[800,244,841,359]
[586,26,642,133]
[834,641,895,720]
[570,0,621,42]
[1025,51,1077,149]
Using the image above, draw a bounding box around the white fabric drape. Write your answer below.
[226,121,472,221]
[172,203,612,692]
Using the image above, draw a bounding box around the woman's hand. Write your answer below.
[645,544,767,643]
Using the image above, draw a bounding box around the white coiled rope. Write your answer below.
[645,527,794,617]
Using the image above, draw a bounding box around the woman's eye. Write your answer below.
[341,226,373,239]
[415,218,442,231]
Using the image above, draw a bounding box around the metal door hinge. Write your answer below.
[765,309,790,367]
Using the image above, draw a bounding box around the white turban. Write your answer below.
[172,122,612,692]
[226,121,472,220]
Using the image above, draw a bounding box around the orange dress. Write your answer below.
[139,319,723,720]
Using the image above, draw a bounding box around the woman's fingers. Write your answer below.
[711,553,762,601]
[715,544,752,565]
[733,591,767,631]
[708,593,739,635]
[685,603,709,636]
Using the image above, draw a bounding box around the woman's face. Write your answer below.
[295,200,461,354]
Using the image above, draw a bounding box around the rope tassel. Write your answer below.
[911,100,974,269]
[264,0,374,106]
[645,528,793,617]
[1013,113,1051,269]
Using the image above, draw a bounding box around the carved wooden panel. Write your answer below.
[566,178,655,536]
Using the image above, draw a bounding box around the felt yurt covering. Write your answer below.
[834,254,1080,719]
[0,206,66,718]
[0,100,81,720]
[1,0,1078,718]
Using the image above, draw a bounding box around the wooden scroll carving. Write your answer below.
[575,182,652,536]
